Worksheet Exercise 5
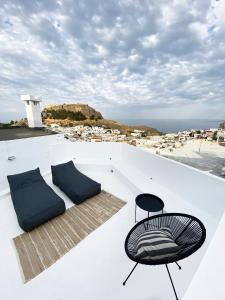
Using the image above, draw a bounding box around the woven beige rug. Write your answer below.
[13,190,126,283]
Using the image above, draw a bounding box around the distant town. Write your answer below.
[47,122,225,149]
[46,123,225,178]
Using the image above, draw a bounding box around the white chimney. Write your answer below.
[21,95,42,128]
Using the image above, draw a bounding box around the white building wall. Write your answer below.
[0,136,123,193]
[21,95,42,128]
[183,212,225,300]
[24,101,42,128]
[0,135,64,194]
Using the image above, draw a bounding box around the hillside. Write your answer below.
[42,104,161,136]
[42,104,103,121]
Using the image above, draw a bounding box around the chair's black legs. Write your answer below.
[165,264,179,300]
[135,204,137,223]
[123,263,138,286]
[175,262,182,270]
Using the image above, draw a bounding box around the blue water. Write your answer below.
[116,119,223,133]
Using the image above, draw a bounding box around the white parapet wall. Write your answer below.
[183,211,225,300]
[1,135,225,220]
[21,95,42,128]
[120,143,225,220]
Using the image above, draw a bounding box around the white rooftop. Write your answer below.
[0,135,225,300]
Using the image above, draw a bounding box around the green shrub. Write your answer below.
[45,109,87,121]
[213,131,218,141]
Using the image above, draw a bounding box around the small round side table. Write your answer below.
[135,193,164,223]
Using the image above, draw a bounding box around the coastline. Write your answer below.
[116,119,223,133]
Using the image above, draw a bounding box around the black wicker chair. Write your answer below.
[123,213,206,300]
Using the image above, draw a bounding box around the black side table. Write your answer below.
[135,193,164,223]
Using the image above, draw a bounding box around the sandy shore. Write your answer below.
[143,140,225,178]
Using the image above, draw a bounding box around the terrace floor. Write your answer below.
[0,163,218,300]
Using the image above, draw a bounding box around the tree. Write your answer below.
[44,109,87,121]
[141,131,148,137]
[2,123,10,128]
[213,131,218,141]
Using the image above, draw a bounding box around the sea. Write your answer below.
[116,119,223,134]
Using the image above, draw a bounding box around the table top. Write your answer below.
[135,193,164,212]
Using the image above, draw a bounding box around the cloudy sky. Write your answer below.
[0,0,225,122]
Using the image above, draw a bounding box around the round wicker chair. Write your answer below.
[123,213,206,300]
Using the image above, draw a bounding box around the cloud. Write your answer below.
[0,0,225,122]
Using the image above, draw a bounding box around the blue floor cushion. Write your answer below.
[7,168,65,232]
[51,161,101,204]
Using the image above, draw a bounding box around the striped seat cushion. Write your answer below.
[134,226,181,261]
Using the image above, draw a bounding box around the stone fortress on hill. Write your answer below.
[2,95,160,143]
[41,102,160,137]
[43,104,103,121]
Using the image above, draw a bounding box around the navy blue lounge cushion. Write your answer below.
[51,161,101,204]
[7,168,66,232]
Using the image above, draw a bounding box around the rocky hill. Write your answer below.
[42,103,161,136]
[42,104,103,121]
